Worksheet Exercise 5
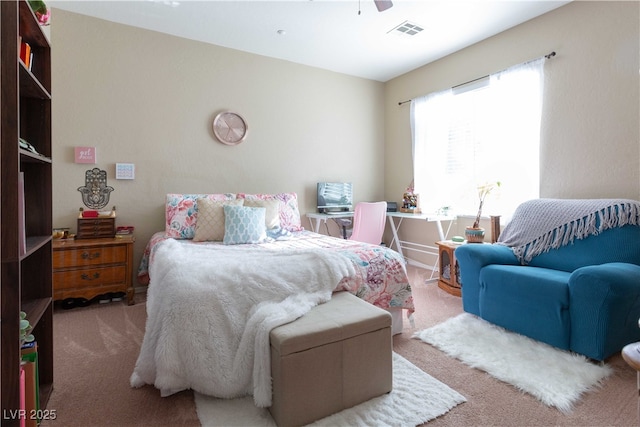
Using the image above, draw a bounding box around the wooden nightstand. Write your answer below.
[53,236,135,305]
[436,240,462,297]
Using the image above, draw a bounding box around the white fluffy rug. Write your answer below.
[413,313,613,413]
[195,352,466,426]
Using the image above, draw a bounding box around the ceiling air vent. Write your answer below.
[388,21,424,37]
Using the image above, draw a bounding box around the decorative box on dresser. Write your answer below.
[53,237,136,305]
[76,217,116,239]
[1,1,53,424]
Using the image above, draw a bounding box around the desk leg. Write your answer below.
[434,218,454,241]
[308,217,322,233]
[387,216,404,258]
[429,222,441,281]
[435,220,445,241]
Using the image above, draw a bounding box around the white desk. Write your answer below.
[306,212,354,234]
[305,211,455,273]
[385,212,454,272]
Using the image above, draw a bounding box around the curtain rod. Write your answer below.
[398,51,556,106]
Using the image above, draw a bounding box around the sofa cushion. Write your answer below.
[569,263,640,360]
[479,265,571,350]
[528,225,640,272]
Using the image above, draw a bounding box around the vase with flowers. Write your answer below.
[401,180,421,213]
[465,181,500,243]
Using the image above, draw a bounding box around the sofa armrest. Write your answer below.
[455,244,519,315]
[569,262,640,360]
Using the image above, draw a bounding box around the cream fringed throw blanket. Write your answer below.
[497,198,640,264]
[130,239,355,407]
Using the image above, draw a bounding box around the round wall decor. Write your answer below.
[212,111,248,145]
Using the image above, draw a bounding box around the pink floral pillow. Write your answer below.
[165,193,236,239]
[236,193,303,232]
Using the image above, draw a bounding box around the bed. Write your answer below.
[131,193,414,406]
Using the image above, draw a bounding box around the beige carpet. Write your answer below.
[42,294,200,427]
[43,266,638,426]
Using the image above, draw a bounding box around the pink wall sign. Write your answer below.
[74,146,96,164]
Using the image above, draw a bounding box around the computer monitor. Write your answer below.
[317,182,353,213]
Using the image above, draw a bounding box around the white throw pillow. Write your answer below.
[243,198,281,230]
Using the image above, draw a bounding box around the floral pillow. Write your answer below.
[237,193,303,232]
[223,205,267,245]
[165,193,236,239]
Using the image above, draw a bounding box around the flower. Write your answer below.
[472,181,501,228]
[405,180,415,194]
[28,0,50,26]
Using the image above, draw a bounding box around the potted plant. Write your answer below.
[465,181,500,243]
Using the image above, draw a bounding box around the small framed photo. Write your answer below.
[74,147,97,164]
[115,163,135,180]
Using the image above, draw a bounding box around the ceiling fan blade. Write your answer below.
[374,0,393,12]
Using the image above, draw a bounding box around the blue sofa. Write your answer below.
[455,199,640,361]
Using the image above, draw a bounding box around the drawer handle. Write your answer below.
[81,273,100,281]
[81,251,101,260]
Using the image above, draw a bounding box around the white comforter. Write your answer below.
[130,238,355,406]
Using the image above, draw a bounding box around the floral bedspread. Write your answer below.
[137,230,414,316]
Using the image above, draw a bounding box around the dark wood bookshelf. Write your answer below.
[1,1,53,425]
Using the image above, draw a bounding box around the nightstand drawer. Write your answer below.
[53,245,127,268]
[52,237,135,304]
[53,265,127,290]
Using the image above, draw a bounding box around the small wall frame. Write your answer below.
[115,163,135,180]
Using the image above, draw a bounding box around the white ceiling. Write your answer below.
[50,0,570,82]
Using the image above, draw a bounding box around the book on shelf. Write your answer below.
[19,41,31,70]
[21,343,39,427]
[21,341,36,351]
[20,364,26,427]
[81,209,99,218]
[116,226,134,235]
[18,172,26,256]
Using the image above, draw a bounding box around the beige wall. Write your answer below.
[51,9,385,279]
[52,2,640,280]
[383,1,640,266]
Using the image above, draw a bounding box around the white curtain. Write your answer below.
[410,57,545,218]
[410,88,452,212]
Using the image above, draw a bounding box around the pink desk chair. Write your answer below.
[349,201,387,245]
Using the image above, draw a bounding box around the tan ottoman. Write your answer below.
[269,291,393,427]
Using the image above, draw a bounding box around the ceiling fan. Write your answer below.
[374,0,393,12]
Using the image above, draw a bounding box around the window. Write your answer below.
[410,58,545,220]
